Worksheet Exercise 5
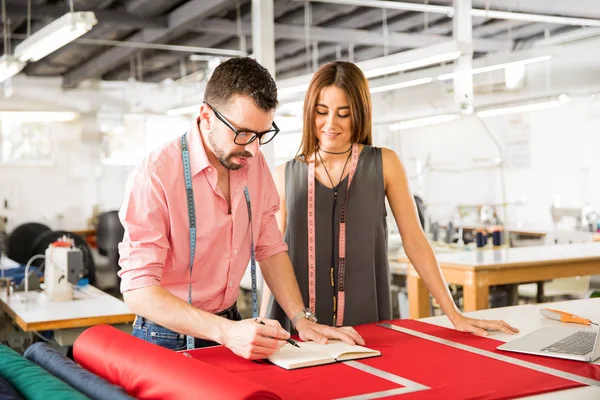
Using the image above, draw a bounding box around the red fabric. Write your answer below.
[73,325,281,400]
[391,319,600,381]
[188,321,599,400]
[74,321,600,400]
[356,321,588,399]
[187,345,400,400]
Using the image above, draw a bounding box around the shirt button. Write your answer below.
[233,249,238,255]
[228,282,232,288]
[207,167,212,173]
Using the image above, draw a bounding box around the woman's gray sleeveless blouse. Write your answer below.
[265,145,391,330]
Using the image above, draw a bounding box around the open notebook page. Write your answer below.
[268,340,380,370]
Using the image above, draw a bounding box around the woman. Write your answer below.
[262,61,518,337]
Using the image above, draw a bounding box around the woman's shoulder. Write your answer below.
[358,144,390,160]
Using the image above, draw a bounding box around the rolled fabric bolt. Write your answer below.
[24,342,133,400]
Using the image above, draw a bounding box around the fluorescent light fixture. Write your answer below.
[278,41,464,98]
[15,12,97,62]
[361,48,462,79]
[0,111,79,122]
[476,95,569,118]
[279,84,310,96]
[389,113,460,131]
[166,104,201,116]
[437,55,552,80]
[0,55,25,83]
[370,77,433,94]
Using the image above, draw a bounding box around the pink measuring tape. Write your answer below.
[307,143,359,326]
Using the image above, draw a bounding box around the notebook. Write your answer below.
[267,340,381,370]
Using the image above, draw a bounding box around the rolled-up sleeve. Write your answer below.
[118,167,170,293]
[254,157,288,261]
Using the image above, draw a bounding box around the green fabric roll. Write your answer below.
[0,345,90,400]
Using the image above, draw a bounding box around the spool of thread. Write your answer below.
[476,229,487,248]
[445,222,454,243]
[431,222,440,241]
[492,228,502,246]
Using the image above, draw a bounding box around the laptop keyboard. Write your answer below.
[540,331,596,356]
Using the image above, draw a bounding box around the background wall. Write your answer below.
[1,36,599,235]
[0,115,188,230]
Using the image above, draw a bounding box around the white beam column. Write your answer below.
[252,0,276,168]
[453,0,474,114]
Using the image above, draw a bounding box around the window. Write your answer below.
[0,119,53,163]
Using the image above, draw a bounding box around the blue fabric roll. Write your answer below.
[0,374,24,400]
[24,342,134,400]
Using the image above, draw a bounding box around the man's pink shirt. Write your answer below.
[118,119,287,313]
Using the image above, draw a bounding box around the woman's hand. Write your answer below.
[450,313,519,336]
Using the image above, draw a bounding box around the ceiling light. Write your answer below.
[361,47,462,79]
[476,96,568,118]
[389,113,460,131]
[370,77,433,94]
[437,55,551,80]
[0,55,25,84]
[15,12,97,63]
[279,84,310,97]
[166,104,202,116]
[0,111,79,122]
[278,41,464,98]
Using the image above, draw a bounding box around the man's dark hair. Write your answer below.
[204,57,278,112]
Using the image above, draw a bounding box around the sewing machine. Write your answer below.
[551,205,599,232]
[44,237,84,301]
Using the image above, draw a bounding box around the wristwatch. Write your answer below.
[291,308,317,328]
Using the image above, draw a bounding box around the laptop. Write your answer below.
[497,323,600,362]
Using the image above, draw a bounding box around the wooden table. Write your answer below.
[0,284,134,345]
[71,228,97,248]
[421,297,600,399]
[446,225,600,241]
[403,242,600,319]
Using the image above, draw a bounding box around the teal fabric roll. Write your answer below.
[0,344,90,400]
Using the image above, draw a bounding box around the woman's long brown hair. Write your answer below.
[296,61,372,162]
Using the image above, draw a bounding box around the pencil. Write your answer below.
[255,319,300,348]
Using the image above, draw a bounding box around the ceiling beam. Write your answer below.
[472,20,532,38]
[4,4,167,29]
[298,0,600,27]
[125,0,322,84]
[62,0,232,88]
[274,10,443,65]
[193,18,509,51]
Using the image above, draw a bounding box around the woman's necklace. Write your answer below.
[316,149,352,200]
[317,144,352,155]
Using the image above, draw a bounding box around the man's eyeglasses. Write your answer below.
[205,103,279,145]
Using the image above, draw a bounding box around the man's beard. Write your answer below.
[209,130,252,170]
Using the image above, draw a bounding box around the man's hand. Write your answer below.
[295,319,365,346]
[451,313,519,336]
[222,318,290,360]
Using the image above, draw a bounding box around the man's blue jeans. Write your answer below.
[132,303,242,351]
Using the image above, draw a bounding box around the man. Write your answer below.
[118,57,363,360]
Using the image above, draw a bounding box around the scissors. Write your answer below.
[540,308,599,326]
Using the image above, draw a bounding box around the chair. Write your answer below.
[518,231,593,302]
[95,211,125,290]
[7,222,51,264]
